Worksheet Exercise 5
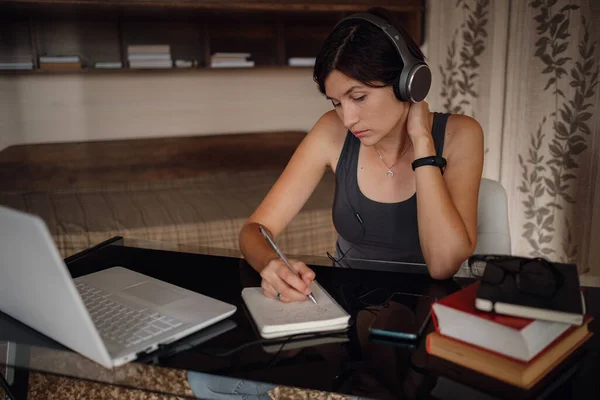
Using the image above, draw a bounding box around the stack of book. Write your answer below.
[427,281,592,390]
[210,53,254,68]
[39,56,82,71]
[0,55,33,71]
[127,45,172,69]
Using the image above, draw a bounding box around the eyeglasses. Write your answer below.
[468,255,564,298]
[327,213,365,269]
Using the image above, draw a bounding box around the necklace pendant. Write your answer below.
[385,169,394,177]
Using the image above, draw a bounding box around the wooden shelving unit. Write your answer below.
[0,0,426,74]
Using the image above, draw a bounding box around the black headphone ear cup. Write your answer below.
[406,64,432,103]
[394,65,430,103]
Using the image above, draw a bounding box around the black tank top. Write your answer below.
[332,112,449,264]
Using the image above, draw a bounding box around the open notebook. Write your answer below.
[242,282,350,339]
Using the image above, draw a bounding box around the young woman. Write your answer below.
[239,7,484,303]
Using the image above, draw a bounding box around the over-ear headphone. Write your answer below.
[333,12,431,103]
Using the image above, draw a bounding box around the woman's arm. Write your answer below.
[409,104,484,279]
[239,111,343,299]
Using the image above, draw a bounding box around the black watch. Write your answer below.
[411,156,447,172]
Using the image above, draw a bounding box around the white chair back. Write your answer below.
[474,178,511,255]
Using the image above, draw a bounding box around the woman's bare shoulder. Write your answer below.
[444,114,484,157]
[306,110,348,170]
[311,110,347,137]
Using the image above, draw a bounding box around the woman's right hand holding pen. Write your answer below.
[260,258,315,303]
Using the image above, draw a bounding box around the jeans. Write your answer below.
[187,371,372,400]
[187,371,275,400]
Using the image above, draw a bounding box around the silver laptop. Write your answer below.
[0,206,237,369]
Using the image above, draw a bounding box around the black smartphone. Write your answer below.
[368,292,435,341]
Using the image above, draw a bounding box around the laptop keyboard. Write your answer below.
[76,282,183,348]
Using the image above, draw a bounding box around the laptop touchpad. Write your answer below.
[121,282,186,306]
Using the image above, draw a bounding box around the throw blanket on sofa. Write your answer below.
[0,169,337,258]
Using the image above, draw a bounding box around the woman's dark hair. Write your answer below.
[313,7,425,96]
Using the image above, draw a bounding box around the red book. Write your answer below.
[431,282,572,362]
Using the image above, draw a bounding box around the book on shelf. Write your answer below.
[476,261,586,325]
[211,52,251,59]
[288,57,316,67]
[175,59,198,68]
[242,282,350,339]
[39,62,82,71]
[128,53,172,61]
[38,54,90,70]
[211,60,255,68]
[94,62,123,69]
[126,44,172,69]
[0,62,33,70]
[39,55,81,63]
[127,45,171,55]
[210,52,254,68]
[0,54,33,70]
[129,59,173,69]
[426,316,593,389]
[432,282,572,362]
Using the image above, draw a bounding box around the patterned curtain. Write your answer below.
[425,0,600,275]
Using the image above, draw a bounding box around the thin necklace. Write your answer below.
[374,141,412,177]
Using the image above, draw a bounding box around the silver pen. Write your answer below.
[258,225,318,305]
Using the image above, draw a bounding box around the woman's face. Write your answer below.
[324,69,406,147]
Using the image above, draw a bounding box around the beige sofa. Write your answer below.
[0,131,337,259]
